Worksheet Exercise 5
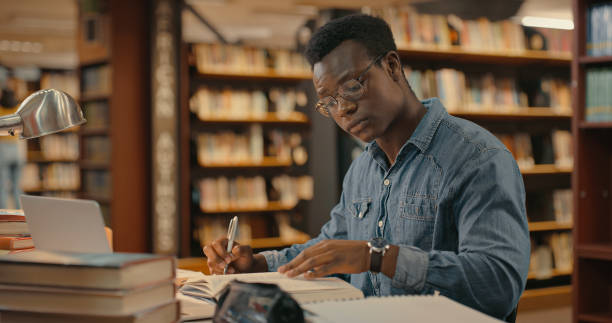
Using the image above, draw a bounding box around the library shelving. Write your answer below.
[76,0,150,252]
[572,0,612,322]
[180,43,314,256]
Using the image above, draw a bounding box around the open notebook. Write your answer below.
[302,295,502,323]
[179,272,364,305]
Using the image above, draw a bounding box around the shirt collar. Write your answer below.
[365,98,447,157]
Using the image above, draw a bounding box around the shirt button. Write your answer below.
[383,179,390,186]
[378,220,383,228]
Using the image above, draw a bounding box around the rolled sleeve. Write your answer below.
[392,245,429,292]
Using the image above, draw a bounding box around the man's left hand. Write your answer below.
[278,240,369,278]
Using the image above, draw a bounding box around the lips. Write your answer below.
[348,118,368,134]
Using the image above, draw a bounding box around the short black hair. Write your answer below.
[304,14,397,66]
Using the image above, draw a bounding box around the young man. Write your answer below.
[203,14,530,320]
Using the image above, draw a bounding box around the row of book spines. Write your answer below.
[374,7,571,53]
[35,133,80,161]
[197,128,304,166]
[529,232,572,279]
[193,43,310,74]
[405,67,571,112]
[21,163,81,191]
[586,3,612,56]
[585,67,612,122]
[494,131,573,169]
[195,213,303,245]
[198,175,313,212]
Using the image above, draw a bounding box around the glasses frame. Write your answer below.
[315,53,386,117]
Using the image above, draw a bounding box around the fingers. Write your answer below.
[285,251,335,278]
[212,239,230,263]
[230,244,250,261]
[278,241,328,276]
[202,237,229,274]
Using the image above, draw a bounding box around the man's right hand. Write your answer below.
[202,237,267,274]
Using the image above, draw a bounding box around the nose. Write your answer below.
[335,97,357,117]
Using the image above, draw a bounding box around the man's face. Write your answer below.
[313,40,404,143]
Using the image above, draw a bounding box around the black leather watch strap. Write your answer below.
[370,250,383,273]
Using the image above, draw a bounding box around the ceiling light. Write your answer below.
[521,16,574,30]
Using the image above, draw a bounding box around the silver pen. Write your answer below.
[223,216,238,275]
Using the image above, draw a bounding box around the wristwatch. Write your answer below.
[367,237,390,273]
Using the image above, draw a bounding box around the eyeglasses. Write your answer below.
[315,53,386,117]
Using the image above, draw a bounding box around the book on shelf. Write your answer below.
[529,232,572,279]
[585,67,612,122]
[40,71,80,101]
[0,279,175,316]
[0,299,179,323]
[82,64,111,98]
[179,271,363,305]
[587,3,612,57]
[192,43,310,75]
[0,250,175,289]
[552,189,572,224]
[372,6,571,55]
[198,175,313,212]
[39,133,80,161]
[494,131,573,171]
[403,67,570,114]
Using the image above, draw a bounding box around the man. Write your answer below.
[203,14,530,320]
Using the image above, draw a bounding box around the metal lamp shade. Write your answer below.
[0,89,86,139]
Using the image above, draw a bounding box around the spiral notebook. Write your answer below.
[302,295,502,323]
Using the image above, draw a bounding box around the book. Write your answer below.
[302,295,501,323]
[179,272,364,305]
[0,299,179,323]
[0,279,175,316]
[0,210,28,236]
[0,250,175,289]
[0,236,33,250]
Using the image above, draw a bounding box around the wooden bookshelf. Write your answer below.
[199,157,292,168]
[77,0,150,252]
[451,108,572,121]
[572,1,612,321]
[397,46,571,66]
[528,268,573,280]
[25,158,79,164]
[578,121,612,129]
[578,55,612,64]
[529,221,573,232]
[23,187,80,193]
[199,201,297,214]
[520,164,573,175]
[193,70,312,82]
[194,111,310,125]
[518,285,572,311]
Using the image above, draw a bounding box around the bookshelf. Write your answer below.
[76,0,150,252]
[572,1,612,321]
[180,43,315,256]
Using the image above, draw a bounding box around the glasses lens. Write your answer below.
[339,79,364,101]
[315,96,335,117]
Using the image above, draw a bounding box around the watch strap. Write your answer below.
[370,249,383,273]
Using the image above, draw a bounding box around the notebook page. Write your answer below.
[302,295,502,323]
[200,272,354,295]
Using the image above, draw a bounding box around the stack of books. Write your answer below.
[0,250,178,322]
[0,210,33,254]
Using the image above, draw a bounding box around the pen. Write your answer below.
[224,215,238,275]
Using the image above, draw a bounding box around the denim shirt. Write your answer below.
[261,98,530,319]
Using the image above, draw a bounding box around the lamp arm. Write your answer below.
[0,114,23,136]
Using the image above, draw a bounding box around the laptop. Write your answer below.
[20,195,112,253]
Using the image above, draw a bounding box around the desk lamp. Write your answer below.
[0,89,86,139]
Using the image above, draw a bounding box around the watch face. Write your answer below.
[370,237,386,249]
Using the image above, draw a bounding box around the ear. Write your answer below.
[384,51,403,82]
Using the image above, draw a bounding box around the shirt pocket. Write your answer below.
[350,198,371,220]
[395,198,437,251]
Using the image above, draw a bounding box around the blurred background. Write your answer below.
[1,0,610,322]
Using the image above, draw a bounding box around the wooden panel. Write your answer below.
[575,259,612,317]
[109,0,150,252]
[519,286,572,312]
